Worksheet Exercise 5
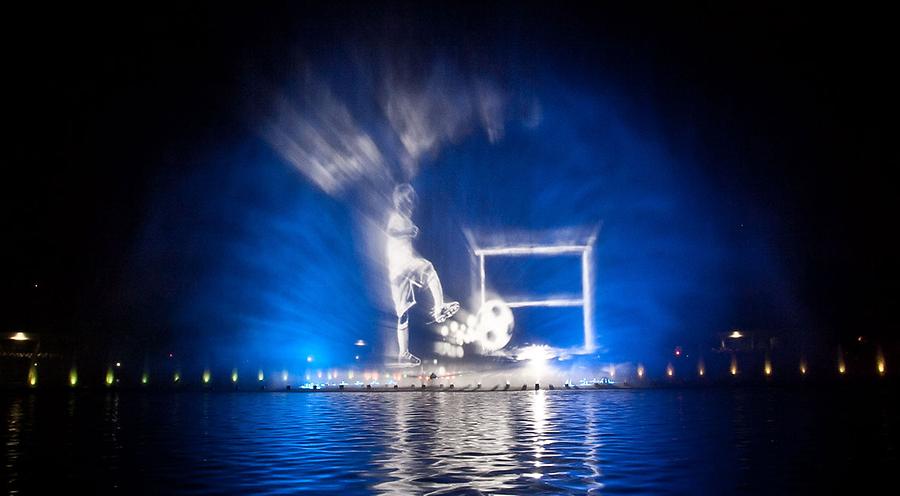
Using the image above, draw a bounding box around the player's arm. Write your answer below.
[387,215,419,238]
[388,224,419,238]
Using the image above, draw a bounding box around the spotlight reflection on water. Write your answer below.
[531,390,548,478]
[27,364,37,387]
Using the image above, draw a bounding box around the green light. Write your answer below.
[202,369,211,384]
[105,368,115,386]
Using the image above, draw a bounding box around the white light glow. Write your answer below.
[474,245,589,256]
[505,299,583,308]
[518,345,554,381]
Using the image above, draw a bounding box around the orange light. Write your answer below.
[837,347,846,375]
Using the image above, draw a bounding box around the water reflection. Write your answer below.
[581,391,603,492]
[6,396,24,492]
[2,388,897,494]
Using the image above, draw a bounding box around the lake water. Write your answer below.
[3,387,896,494]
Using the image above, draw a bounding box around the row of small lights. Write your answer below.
[638,353,888,379]
[14,332,889,386]
[15,332,379,387]
[24,363,426,388]
[24,353,888,388]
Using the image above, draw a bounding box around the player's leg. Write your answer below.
[396,311,421,365]
[423,262,444,310]
[420,260,459,323]
[397,311,410,358]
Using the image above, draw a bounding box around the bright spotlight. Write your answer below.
[516,345,554,379]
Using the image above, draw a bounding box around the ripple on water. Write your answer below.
[2,388,898,494]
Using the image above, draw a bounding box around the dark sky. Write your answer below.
[3,2,897,357]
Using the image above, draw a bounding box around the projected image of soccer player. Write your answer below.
[386,184,459,367]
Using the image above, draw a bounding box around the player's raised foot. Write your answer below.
[397,351,421,367]
[432,301,460,324]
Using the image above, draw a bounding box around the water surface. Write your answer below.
[3,387,896,494]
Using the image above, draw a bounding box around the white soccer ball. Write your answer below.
[475,299,514,353]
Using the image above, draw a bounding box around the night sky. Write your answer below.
[4,2,897,368]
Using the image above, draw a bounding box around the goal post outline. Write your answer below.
[473,242,596,353]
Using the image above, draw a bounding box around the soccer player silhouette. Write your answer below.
[386,184,459,366]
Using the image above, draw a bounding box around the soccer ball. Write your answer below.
[475,299,514,353]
